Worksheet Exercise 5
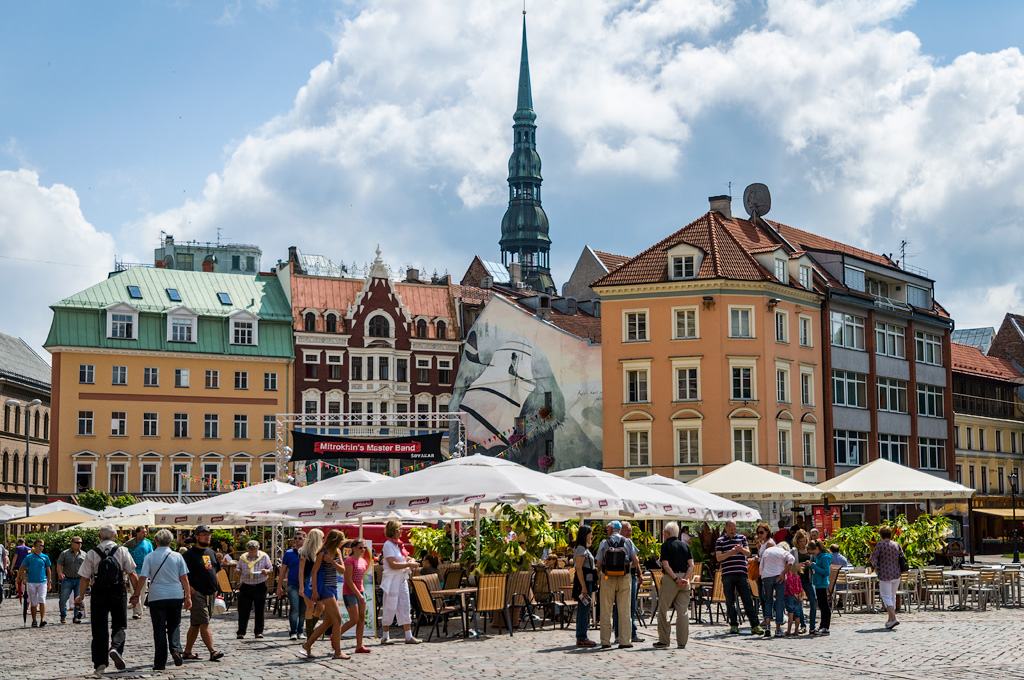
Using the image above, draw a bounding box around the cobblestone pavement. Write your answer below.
[1,595,1022,680]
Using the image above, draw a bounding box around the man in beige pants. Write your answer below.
[595,521,640,649]
[653,522,694,649]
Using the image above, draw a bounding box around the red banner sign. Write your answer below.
[313,441,422,454]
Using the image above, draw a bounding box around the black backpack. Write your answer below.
[602,534,628,576]
[91,546,126,593]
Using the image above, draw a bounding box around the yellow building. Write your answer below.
[45,267,293,499]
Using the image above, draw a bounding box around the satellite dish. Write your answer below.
[743,183,771,220]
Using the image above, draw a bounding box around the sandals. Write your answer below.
[209,651,224,662]
[333,652,351,660]
[181,652,199,660]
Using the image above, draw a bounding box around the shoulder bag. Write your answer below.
[144,552,172,607]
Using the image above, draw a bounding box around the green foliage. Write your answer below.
[210,529,235,550]
[630,527,661,562]
[831,514,952,568]
[589,521,607,554]
[18,529,102,565]
[77,489,112,512]
[475,504,556,574]
[112,494,138,509]
[688,536,706,564]
[408,526,454,561]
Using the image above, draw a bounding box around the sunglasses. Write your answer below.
[72,541,83,544]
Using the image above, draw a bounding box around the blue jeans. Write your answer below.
[576,597,592,641]
[802,579,817,629]
[59,577,82,619]
[762,576,786,627]
[287,583,306,636]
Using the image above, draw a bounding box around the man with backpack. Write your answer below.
[76,525,138,676]
[595,521,640,649]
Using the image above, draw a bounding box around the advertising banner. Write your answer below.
[812,505,842,537]
[290,430,443,462]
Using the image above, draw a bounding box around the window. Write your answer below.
[774,259,787,282]
[979,429,986,451]
[729,308,752,338]
[676,367,698,401]
[143,412,158,437]
[969,466,975,489]
[232,320,254,345]
[674,308,697,339]
[999,467,1005,493]
[204,414,219,439]
[203,462,219,491]
[626,370,649,403]
[326,313,338,333]
[369,316,390,338]
[915,331,942,365]
[109,463,127,494]
[127,285,143,299]
[172,463,188,492]
[304,312,316,332]
[234,415,248,439]
[174,368,189,388]
[732,367,753,400]
[799,265,812,290]
[625,311,648,341]
[799,317,812,347]
[305,354,318,379]
[438,359,451,385]
[917,385,944,417]
[351,357,363,381]
[327,355,342,380]
[246,255,255,271]
[832,370,867,408]
[217,292,232,305]
[626,430,650,466]
[733,428,754,463]
[173,413,189,438]
[907,285,929,308]
[1013,432,1018,454]
[672,255,695,279]
[80,364,94,384]
[379,357,390,381]
[416,403,428,428]
[677,428,699,465]
[396,359,408,383]
[875,322,906,358]
[919,438,945,470]
[109,312,135,339]
[776,367,790,403]
[436,320,448,339]
[778,429,790,466]
[844,265,866,291]
[877,377,908,413]
[981,467,988,492]
[775,311,788,343]
[111,365,127,385]
[234,371,248,390]
[144,367,159,387]
[416,358,430,384]
[264,372,278,391]
[263,415,276,440]
[141,463,158,493]
[800,370,813,406]
[78,411,93,436]
[166,288,181,302]
[956,464,962,484]
[170,317,194,343]
[879,434,908,465]
[110,411,126,436]
[830,311,865,350]
[231,463,248,485]
[231,255,241,270]
[262,462,276,481]
[834,430,868,466]
[996,430,1003,452]
[304,400,318,425]
[802,431,814,467]
[967,427,973,450]
[415,319,428,338]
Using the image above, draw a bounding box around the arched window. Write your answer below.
[1,451,7,483]
[32,458,39,486]
[12,453,18,485]
[304,312,316,332]
[42,457,48,488]
[12,407,19,435]
[436,321,447,339]
[326,313,338,334]
[369,316,390,338]
[34,411,40,438]
[43,413,49,440]
[416,319,428,338]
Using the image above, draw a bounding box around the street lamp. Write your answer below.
[1010,470,1019,564]
[6,398,43,519]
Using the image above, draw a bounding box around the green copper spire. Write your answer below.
[500,14,553,292]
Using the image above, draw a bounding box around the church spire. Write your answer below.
[500,14,553,292]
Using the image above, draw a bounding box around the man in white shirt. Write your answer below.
[758,543,795,638]
[76,525,138,676]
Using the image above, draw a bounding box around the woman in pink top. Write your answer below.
[338,540,371,654]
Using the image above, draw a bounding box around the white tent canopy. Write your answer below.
[816,458,976,501]
[103,500,173,518]
[1,500,103,523]
[154,481,300,526]
[689,460,822,501]
[549,467,713,520]
[632,474,762,521]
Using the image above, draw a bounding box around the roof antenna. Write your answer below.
[728,181,732,197]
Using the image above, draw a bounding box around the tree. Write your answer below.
[112,494,138,509]
[77,488,112,512]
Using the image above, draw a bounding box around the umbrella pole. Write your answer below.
[474,504,481,566]
[359,517,364,540]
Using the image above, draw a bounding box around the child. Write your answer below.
[784,569,803,636]
[808,540,833,636]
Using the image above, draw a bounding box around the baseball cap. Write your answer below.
[608,521,622,531]
[194,525,211,535]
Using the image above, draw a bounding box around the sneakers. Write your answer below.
[94,665,106,677]
[799,625,807,635]
[818,629,830,636]
[61,616,66,624]
[255,633,264,639]
[809,628,818,635]
[405,637,422,644]
[237,634,245,639]
[884,619,900,629]
[601,644,611,649]
[631,635,643,643]
[380,638,395,645]
[576,640,597,647]
[289,634,298,641]
[751,625,765,636]
[108,649,125,671]
[728,625,739,635]
[132,614,141,620]
[652,642,670,648]
[763,627,772,638]
[39,620,46,628]
[618,644,633,649]
[774,629,785,638]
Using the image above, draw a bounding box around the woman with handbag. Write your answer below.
[869,526,905,630]
[572,524,598,647]
[130,530,191,671]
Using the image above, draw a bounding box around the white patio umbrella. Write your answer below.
[549,467,713,520]
[103,500,173,518]
[154,481,300,526]
[689,460,822,501]
[816,458,975,502]
[632,474,762,521]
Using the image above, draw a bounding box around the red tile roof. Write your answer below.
[951,342,1024,382]
[593,250,630,272]
[290,274,458,331]
[770,221,898,269]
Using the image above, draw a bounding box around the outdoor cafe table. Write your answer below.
[846,572,878,612]
[943,568,997,610]
[433,587,477,638]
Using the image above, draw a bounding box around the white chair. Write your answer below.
[966,569,1001,610]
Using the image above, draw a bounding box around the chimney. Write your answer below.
[481,276,493,289]
[201,259,214,272]
[155,260,166,269]
[165,234,174,246]
[709,195,732,219]
[407,267,420,283]
[509,262,522,286]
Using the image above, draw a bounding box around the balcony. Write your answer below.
[953,393,1024,421]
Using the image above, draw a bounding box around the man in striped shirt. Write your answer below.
[714,521,763,635]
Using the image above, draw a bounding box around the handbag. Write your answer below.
[143,552,172,607]
[897,548,910,574]
[747,558,760,581]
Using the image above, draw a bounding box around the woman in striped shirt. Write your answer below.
[236,540,272,640]
[300,530,349,660]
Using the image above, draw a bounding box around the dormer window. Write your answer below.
[799,265,812,290]
[105,303,139,340]
[326,313,338,333]
[567,298,578,315]
[775,259,787,283]
[228,309,259,346]
[539,296,550,309]
[672,256,696,280]
[304,312,316,332]
[167,306,198,343]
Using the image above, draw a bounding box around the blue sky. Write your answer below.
[4,0,1024,357]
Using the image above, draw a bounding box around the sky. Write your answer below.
[4,0,1024,360]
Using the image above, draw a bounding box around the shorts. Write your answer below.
[190,592,215,627]
[26,582,47,606]
[784,594,802,615]
[342,592,362,608]
[321,586,338,601]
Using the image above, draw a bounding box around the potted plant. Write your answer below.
[408,526,455,562]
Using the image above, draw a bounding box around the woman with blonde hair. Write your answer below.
[338,539,372,654]
[380,520,420,645]
[299,529,324,640]
[300,530,348,659]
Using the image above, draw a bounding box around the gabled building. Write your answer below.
[0,332,52,506]
[45,267,294,499]
[988,313,1024,369]
[562,246,630,302]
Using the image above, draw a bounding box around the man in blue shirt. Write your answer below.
[126,527,153,620]
[276,532,306,640]
[19,538,52,627]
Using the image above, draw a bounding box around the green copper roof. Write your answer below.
[515,17,535,124]
[45,267,293,357]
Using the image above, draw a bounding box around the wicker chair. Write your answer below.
[469,574,512,637]
[504,570,534,631]
[442,567,464,591]
[546,568,577,628]
[410,577,461,641]
[529,566,555,628]
[216,569,236,609]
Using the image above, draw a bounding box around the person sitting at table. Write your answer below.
[829,545,850,568]
[869,526,905,630]
[418,554,439,576]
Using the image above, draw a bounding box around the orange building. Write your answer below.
[593,196,825,486]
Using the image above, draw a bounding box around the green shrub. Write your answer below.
[77,489,112,512]
[112,494,138,509]
[19,529,102,565]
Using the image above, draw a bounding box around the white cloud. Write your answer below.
[0,170,117,356]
